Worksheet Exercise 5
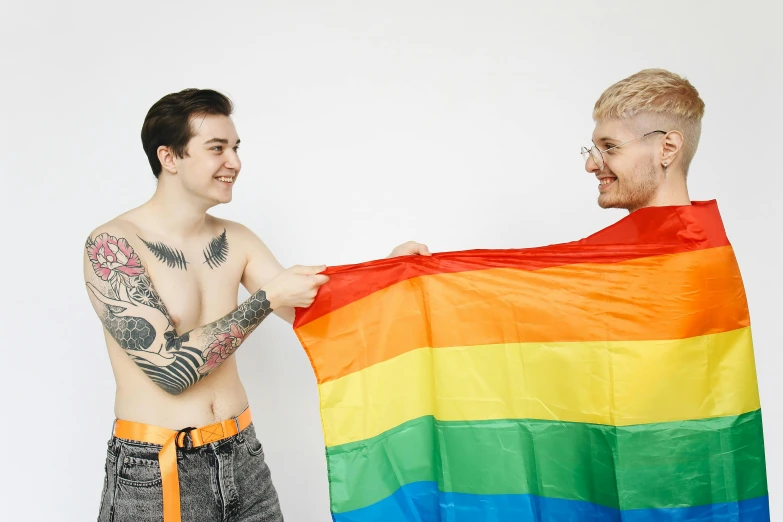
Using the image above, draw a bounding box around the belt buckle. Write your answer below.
[200,422,225,444]
[175,426,197,449]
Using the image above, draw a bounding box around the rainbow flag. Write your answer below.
[294,201,769,522]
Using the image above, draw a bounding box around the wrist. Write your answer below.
[257,287,277,310]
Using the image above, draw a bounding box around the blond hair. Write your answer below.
[593,69,706,172]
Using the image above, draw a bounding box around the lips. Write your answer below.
[215,176,235,184]
[598,176,617,191]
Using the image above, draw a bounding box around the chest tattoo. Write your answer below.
[138,229,230,270]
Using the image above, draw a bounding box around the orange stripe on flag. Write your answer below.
[296,246,748,384]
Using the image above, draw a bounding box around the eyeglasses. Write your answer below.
[581,130,667,171]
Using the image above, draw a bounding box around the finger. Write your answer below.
[312,274,330,286]
[298,295,316,308]
[405,241,431,256]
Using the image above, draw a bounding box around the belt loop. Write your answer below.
[109,419,117,447]
[234,415,243,442]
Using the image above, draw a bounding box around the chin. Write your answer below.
[598,197,639,212]
[211,188,234,204]
[597,195,620,209]
[599,195,649,212]
[201,192,232,207]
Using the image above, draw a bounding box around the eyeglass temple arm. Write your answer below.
[581,130,667,155]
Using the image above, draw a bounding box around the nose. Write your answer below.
[584,153,601,175]
[224,149,241,172]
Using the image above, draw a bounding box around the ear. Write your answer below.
[157,146,178,175]
[661,131,684,167]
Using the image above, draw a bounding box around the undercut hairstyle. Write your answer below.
[141,88,234,178]
[593,69,706,172]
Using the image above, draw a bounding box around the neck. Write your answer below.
[144,177,212,238]
[631,169,691,213]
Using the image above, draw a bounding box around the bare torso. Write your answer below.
[93,210,273,429]
[86,202,400,430]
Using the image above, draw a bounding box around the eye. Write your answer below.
[233,146,240,152]
[211,146,223,152]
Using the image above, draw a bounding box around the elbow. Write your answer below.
[163,384,188,396]
[132,345,204,395]
[152,371,197,396]
[157,380,189,396]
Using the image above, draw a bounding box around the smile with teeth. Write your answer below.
[599,178,616,186]
[216,176,234,183]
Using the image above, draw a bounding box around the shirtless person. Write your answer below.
[84,88,429,522]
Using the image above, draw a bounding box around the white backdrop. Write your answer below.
[1,1,780,520]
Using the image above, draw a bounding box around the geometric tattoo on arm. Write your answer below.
[194,290,272,374]
[85,232,272,394]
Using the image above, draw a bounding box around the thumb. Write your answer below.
[298,264,328,275]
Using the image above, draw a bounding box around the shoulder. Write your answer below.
[83,217,147,275]
[85,217,144,256]
[208,216,267,250]
[87,217,136,240]
[206,217,282,282]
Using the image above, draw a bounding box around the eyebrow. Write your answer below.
[203,138,241,145]
[597,136,619,144]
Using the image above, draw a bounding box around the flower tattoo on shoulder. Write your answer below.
[87,233,145,281]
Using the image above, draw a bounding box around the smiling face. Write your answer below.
[172,114,241,205]
[586,69,706,212]
[585,118,666,212]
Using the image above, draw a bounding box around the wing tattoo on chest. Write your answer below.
[202,229,229,269]
[137,229,230,270]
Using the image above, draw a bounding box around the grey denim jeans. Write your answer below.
[98,422,284,521]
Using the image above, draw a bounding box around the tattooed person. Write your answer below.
[84,89,430,522]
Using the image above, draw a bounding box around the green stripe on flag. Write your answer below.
[326,410,767,513]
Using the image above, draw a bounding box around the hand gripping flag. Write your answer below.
[294,201,769,522]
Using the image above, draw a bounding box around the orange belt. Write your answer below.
[114,407,252,522]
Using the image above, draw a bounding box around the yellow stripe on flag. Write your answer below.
[319,327,759,446]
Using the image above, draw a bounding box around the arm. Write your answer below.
[239,226,297,324]
[84,229,274,395]
[238,228,431,325]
